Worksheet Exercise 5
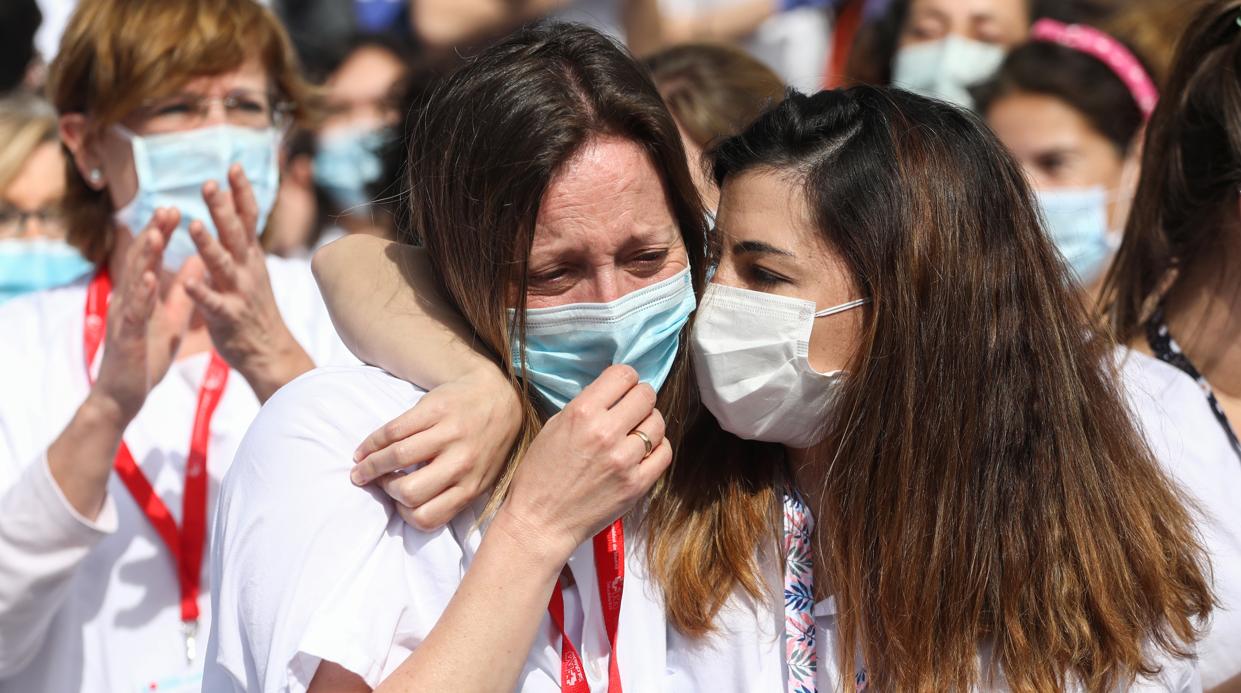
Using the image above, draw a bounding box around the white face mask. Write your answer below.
[891,35,1007,111]
[690,283,868,448]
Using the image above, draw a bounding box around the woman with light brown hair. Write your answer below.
[314,77,1213,693]
[0,1,493,691]
[1101,0,1241,687]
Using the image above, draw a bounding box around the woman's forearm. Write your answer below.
[623,0,664,55]
[312,235,501,389]
[45,393,130,520]
[662,0,776,44]
[375,508,572,692]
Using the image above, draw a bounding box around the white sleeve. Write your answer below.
[0,293,118,677]
[204,367,444,693]
[0,452,117,676]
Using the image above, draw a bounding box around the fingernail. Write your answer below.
[349,469,364,485]
[352,449,363,462]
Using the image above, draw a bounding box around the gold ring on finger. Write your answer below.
[630,429,653,458]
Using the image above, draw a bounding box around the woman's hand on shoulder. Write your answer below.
[349,366,523,531]
[496,365,673,564]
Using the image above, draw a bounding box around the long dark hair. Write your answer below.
[403,22,783,634]
[1102,0,1241,340]
[712,86,1212,691]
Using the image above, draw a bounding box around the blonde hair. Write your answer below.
[46,0,314,265]
[644,43,785,149]
[0,94,57,193]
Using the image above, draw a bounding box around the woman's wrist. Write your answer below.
[81,389,137,434]
[490,505,579,573]
[234,328,314,402]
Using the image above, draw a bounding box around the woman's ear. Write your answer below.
[59,113,107,190]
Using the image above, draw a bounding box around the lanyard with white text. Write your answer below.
[547,518,625,693]
[84,270,229,665]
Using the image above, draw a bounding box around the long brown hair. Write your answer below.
[712,87,1212,691]
[1101,0,1241,341]
[403,22,781,632]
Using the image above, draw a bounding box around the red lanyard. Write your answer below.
[83,271,228,658]
[548,519,625,693]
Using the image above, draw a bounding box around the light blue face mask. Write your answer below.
[510,268,697,411]
[1037,186,1115,284]
[0,238,93,303]
[891,35,1006,110]
[314,128,389,212]
[114,124,281,272]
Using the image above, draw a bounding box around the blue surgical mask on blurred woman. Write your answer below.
[113,123,281,272]
[0,238,92,303]
[892,36,1006,110]
[511,269,697,411]
[313,127,389,211]
[1036,187,1117,285]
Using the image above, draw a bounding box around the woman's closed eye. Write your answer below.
[627,248,670,273]
[528,265,574,291]
[743,263,792,288]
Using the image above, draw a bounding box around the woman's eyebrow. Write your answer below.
[733,239,794,257]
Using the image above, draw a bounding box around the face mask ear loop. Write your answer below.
[814,297,870,318]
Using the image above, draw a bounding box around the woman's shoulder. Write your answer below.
[209,366,459,690]
[233,365,424,472]
[1113,346,1232,459]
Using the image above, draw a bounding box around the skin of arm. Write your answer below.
[661,0,778,44]
[312,235,500,389]
[410,0,572,51]
[309,508,571,693]
[47,210,194,520]
[623,0,665,56]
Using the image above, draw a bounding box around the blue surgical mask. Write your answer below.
[891,35,1006,110]
[0,238,93,303]
[114,124,281,272]
[1037,187,1115,284]
[511,268,696,411]
[314,128,389,212]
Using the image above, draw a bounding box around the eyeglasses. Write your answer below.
[0,203,67,240]
[131,89,293,133]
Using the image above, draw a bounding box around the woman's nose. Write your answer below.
[584,269,624,304]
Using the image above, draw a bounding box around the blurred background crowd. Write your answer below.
[0,0,1207,301]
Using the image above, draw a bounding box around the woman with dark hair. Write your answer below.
[315,80,1211,693]
[675,85,1208,693]
[976,21,1155,298]
[1101,1,1241,687]
[206,23,722,691]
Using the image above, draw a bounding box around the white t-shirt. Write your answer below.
[1118,348,1241,688]
[0,257,354,693]
[203,366,669,692]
